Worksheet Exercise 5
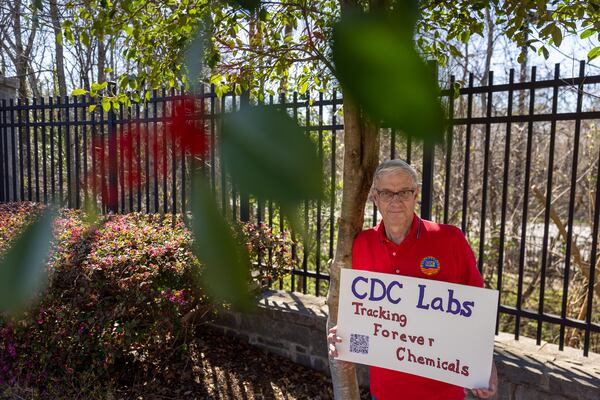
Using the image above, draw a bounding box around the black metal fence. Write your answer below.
[0,61,599,355]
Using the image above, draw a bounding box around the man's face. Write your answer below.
[372,171,419,229]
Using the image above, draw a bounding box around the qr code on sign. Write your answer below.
[349,334,369,354]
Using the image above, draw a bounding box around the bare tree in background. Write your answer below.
[49,0,67,97]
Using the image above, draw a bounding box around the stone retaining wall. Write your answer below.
[210,290,600,400]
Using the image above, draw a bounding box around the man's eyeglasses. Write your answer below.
[375,189,416,202]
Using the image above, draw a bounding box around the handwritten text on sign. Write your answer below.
[335,269,499,389]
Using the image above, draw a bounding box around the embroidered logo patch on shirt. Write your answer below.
[420,256,440,276]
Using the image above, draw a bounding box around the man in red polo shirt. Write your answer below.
[328,159,497,400]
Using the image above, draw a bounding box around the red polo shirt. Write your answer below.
[352,214,484,400]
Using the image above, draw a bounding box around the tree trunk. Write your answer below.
[98,35,106,84]
[327,95,380,400]
[12,0,28,98]
[481,7,494,89]
[50,0,68,97]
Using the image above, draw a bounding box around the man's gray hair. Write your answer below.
[372,159,420,187]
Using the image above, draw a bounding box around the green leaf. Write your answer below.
[538,46,550,59]
[0,209,56,314]
[517,51,527,64]
[91,81,108,91]
[101,97,111,112]
[190,174,252,309]
[71,88,87,96]
[588,47,600,61]
[221,105,323,206]
[299,81,309,95]
[551,26,563,47]
[80,31,90,47]
[88,104,97,113]
[581,29,596,39]
[332,12,444,142]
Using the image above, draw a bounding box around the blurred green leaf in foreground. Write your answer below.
[333,10,444,143]
[190,175,253,311]
[0,208,56,315]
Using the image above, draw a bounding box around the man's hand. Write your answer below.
[468,361,497,398]
[327,325,343,358]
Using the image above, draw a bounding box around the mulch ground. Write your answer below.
[1,326,371,400]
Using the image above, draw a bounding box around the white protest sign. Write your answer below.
[336,269,498,389]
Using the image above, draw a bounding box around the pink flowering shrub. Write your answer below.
[0,202,44,255]
[0,204,294,394]
[240,222,295,286]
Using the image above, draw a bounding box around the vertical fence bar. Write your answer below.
[25,98,32,201]
[107,93,118,213]
[91,103,97,207]
[129,104,134,213]
[4,100,8,202]
[180,90,185,215]
[5,99,11,202]
[239,91,250,222]
[316,90,324,296]
[49,97,55,203]
[17,100,23,201]
[135,100,141,212]
[421,144,434,220]
[231,91,238,219]
[100,104,107,213]
[329,90,337,275]
[406,135,412,164]
[477,71,493,274]
[0,100,5,202]
[119,103,126,213]
[65,96,71,207]
[57,98,63,205]
[515,66,537,340]
[584,136,600,356]
[443,75,455,224]
[153,90,159,213]
[302,92,311,294]
[41,97,47,204]
[74,96,81,209]
[144,97,150,212]
[82,97,88,207]
[33,98,39,202]
[162,88,168,214]
[10,99,17,201]
[220,93,227,215]
[390,128,396,159]
[536,63,560,344]
[171,88,177,215]
[278,92,286,290]
[496,69,514,334]
[291,91,298,292]
[461,73,474,233]
[210,85,216,194]
[4,99,9,201]
[559,61,585,350]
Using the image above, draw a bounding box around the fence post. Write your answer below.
[420,60,438,220]
[238,90,250,222]
[107,83,118,213]
[0,99,5,202]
